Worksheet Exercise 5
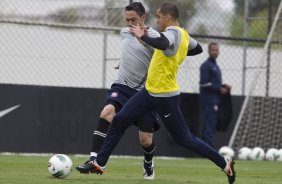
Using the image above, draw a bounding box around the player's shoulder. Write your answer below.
[121,27,130,34]
[165,26,181,32]
[163,26,182,38]
[120,27,134,39]
[165,26,189,35]
[201,59,210,67]
[204,59,216,68]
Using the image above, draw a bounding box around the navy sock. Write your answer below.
[142,142,156,162]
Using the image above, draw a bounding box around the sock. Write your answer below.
[142,142,156,162]
[223,158,230,172]
[89,118,111,160]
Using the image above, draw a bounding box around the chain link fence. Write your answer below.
[0,0,281,97]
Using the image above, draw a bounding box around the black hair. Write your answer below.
[208,42,218,50]
[125,2,145,17]
[159,1,179,19]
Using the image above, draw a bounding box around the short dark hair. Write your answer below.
[159,1,179,19]
[208,42,218,50]
[125,2,145,17]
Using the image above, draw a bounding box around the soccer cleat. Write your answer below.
[75,157,94,174]
[75,160,93,174]
[143,160,155,180]
[76,160,105,175]
[223,158,236,184]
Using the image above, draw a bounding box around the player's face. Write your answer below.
[125,10,145,27]
[209,45,219,59]
[155,9,167,32]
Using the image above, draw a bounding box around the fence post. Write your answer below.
[102,0,108,88]
[266,0,273,97]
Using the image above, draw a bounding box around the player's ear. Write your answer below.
[141,15,146,22]
[165,15,170,22]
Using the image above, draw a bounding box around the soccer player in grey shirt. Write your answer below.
[76,2,160,180]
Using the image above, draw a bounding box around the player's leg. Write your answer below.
[95,89,153,169]
[76,84,124,173]
[89,103,118,160]
[88,85,127,161]
[75,102,119,173]
[152,95,236,183]
[139,131,155,180]
[137,111,158,180]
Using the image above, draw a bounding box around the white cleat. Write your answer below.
[143,160,155,180]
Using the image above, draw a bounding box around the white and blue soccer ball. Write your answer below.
[219,146,235,158]
[248,147,265,160]
[265,148,279,161]
[276,149,282,161]
[48,154,73,178]
[238,147,252,160]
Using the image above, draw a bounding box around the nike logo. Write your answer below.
[0,105,20,118]
[164,113,171,118]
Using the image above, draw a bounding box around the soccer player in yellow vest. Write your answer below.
[86,2,236,183]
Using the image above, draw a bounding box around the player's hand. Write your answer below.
[222,84,232,91]
[113,64,120,69]
[129,24,145,39]
[220,87,228,95]
[140,25,148,36]
[225,84,232,91]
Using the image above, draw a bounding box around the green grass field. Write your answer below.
[0,154,282,184]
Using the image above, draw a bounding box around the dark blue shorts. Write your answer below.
[105,83,160,133]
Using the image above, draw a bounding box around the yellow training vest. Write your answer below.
[145,27,189,93]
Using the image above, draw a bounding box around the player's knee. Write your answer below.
[100,105,115,122]
[140,138,152,147]
[139,132,153,147]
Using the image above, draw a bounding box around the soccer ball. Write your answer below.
[48,154,73,178]
[265,148,279,161]
[248,147,265,160]
[238,147,252,160]
[276,149,282,161]
[219,146,235,158]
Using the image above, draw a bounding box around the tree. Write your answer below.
[234,0,280,17]
[230,0,280,42]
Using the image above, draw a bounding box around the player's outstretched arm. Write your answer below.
[130,24,203,54]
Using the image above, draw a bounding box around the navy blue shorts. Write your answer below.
[105,83,160,133]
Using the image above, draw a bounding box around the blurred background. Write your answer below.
[0,0,281,96]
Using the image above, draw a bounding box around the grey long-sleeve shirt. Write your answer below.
[114,27,160,91]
